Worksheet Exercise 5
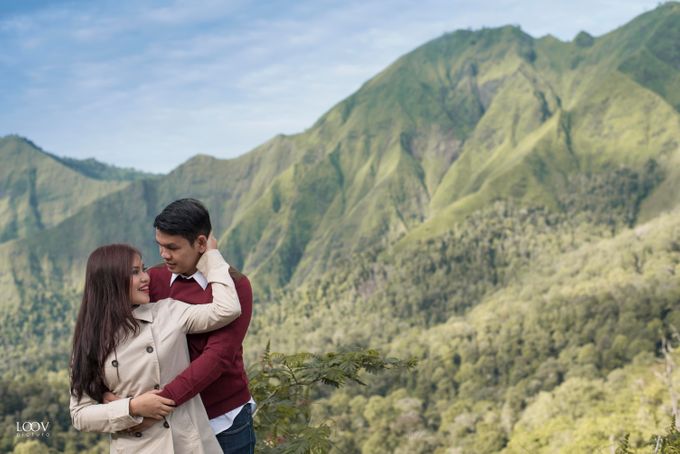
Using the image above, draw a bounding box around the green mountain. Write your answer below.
[4,3,680,298]
[3,3,680,453]
[227,2,680,289]
[0,136,141,244]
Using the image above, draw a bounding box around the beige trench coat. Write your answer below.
[70,250,241,454]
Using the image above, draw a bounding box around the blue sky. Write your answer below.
[1,0,662,173]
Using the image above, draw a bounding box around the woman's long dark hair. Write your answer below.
[70,244,141,402]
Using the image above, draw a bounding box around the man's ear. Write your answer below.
[196,235,208,253]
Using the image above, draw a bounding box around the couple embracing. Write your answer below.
[69,198,255,453]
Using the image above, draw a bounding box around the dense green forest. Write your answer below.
[2,3,680,453]
[3,168,679,452]
[251,176,680,452]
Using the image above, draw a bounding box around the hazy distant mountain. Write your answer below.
[49,154,157,182]
[0,136,144,244]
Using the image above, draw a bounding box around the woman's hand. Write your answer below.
[129,390,175,420]
[103,391,120,403]
[207,231,218,250]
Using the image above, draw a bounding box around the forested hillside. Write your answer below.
[2,2,680,453]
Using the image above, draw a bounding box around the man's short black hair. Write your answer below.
[154,198,212,244]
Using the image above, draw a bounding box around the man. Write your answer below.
[109,198,255,453]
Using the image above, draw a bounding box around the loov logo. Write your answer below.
[15,421,50,438]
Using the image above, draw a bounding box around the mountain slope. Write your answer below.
[225,3,680,288]
[408,2,680,241]
[50,154,157,181]
[0,136,139,244]
[4,4,679,299]
[263,204,680,452]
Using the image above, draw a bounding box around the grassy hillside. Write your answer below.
[0,136,136,244]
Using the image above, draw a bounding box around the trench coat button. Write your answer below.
[134,432,142,438]
[111,360,119,367]
[153,384,160,390]
[163,421,170,428]
[146,346,154,353]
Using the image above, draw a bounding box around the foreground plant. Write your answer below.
[249,343,416,453]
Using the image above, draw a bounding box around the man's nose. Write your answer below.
[160,248,171,259]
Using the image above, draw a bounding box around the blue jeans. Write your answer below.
[215,404,256,454]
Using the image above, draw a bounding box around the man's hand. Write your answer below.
[103,392,121,404]
[127,417,159,433]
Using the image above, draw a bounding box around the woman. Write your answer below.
[70,237,240,454]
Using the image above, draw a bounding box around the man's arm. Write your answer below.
[71,393,142,433]
[158,271,253,407]
[71,390,175,432]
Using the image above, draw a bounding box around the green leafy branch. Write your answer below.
[248,342,416,453]
[617,417,680,454]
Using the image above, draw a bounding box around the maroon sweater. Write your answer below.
[149,264,252,419]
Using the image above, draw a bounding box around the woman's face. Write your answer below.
[130,254,150,305]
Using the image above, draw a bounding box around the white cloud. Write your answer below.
[142,0,245,25]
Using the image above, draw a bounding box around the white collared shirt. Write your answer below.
[169,270,256,434]
[171,270,209,290]
[209,398,256,435]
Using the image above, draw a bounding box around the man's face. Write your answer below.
[155,229,206,275]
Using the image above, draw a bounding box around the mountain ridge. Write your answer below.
[3,3,680,297]
[0,135,138,245]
